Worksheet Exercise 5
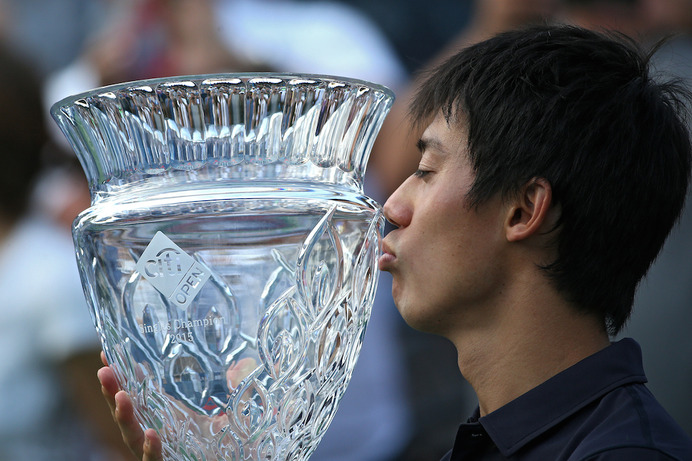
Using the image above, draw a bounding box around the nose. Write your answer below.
[383,180,412,228]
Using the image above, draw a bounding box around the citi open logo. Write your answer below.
[144,248,184,278]
[135,232,211,310]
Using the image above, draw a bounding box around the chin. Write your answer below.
[403,305,456,339]
[396,301,433,333]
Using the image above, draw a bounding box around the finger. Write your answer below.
[97,366,119,417]
[143,428,164,461]
[100,350,108,366]
[114,390,146,459]
[97,366,119,396]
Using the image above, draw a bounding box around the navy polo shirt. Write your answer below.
[442,338,692,460]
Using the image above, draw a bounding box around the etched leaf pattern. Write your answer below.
[227,366,272,440]
[296,205,344,317]
[258,287,307,381]
[96,205,381,460]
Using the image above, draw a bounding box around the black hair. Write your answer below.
[410,25,692,335]
[0,45,46,222]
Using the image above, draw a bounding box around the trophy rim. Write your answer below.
[49,71,395,117]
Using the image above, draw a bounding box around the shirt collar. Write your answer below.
[475,338,647,457]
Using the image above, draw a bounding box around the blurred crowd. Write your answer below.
[0,0,690,460]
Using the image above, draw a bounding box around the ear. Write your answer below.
[505,177,553,242]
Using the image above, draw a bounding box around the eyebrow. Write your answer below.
[416,136,446,155]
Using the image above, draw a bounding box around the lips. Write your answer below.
[378,239,396,271]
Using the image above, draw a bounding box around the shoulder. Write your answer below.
[578,446,683,461]
[571,383,692,461]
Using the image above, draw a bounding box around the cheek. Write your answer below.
[414,215,504,311]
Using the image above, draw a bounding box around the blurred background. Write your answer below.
[0,0,690,460]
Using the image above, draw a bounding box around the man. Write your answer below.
[99,25,692,459]
[380,24,692,459]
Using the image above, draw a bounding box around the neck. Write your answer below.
[448,269,610,416]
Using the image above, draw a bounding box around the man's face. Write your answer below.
[379,114,510,335]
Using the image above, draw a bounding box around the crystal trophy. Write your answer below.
[51,74,393,460]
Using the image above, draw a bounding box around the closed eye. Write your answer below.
[414,169,431,178]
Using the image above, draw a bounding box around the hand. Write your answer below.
[97,352,164,461]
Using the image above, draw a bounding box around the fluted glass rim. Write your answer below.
[49,72,395,112]
[51,72,395,200]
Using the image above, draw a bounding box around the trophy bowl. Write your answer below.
[51,74,393,460]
